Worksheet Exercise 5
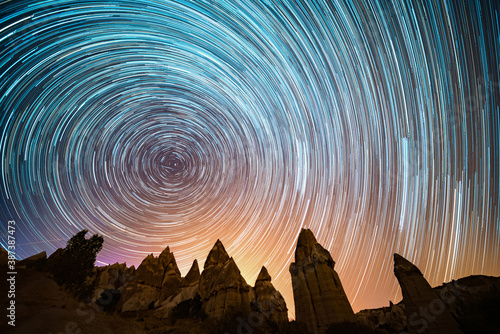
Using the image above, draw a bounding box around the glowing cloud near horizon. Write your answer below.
[1,0,499,317]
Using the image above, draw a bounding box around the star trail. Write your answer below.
[1,0,499,318]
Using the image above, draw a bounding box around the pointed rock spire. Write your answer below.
[120,246,182,311]
[295,228,317,260]
[199,241,252,319]
[155,259,201,316]
[254,266,288,324]
[393,254,463,334]
[294,228,334,265]
[182,259,200,287]
[134,247,181,288]
[159,246,181,277]
[394,253,423,277]
[256,266,272,283]
[159,247,182,300]
[290,229,355,334]
[204,239,230,269]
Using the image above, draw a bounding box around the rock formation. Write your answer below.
[289,228,355,334]
[358,274,500,334]
[433,275,500,333]
[199,240,253,319]
[9,229,500,334]
[120,247,181,312]
[183,259,201,285]
[156,259,201,316]
[92,262,135,302]
[134,247,182,299]
[356,301,407,333]
[393,253,463,334]
[252,266,288,324]
[17,251,47,267]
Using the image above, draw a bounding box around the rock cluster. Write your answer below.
[114,239,287,325]
[92,262,135,303]
[156,259,200,317]
[198,240,253,318]
[14,230,500,334]
[119,247,181,312]
[289,229,355,334]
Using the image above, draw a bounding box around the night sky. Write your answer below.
[1,0,499,318]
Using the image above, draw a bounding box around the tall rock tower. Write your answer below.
[289,229,355,334]
[394,254,463,334]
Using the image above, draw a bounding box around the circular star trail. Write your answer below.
[1,0,499,316]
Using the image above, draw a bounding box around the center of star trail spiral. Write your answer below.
[1,0,499,317]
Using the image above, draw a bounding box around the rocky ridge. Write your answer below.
[5,230,500,334]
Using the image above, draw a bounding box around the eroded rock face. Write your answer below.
[120,283,159,312]
[289,229,355,334]
[156,260,201,317]
[93,262,134,303]
[356,302,407,333]
[95,263,133,289]
[253,266,288,324]
[199,240,253,319]
[119,247,181,312]
[134,247,181,289]
[160,262,183,300]
[394,253,463,334]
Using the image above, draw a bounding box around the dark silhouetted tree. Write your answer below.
[49,230,103,300]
